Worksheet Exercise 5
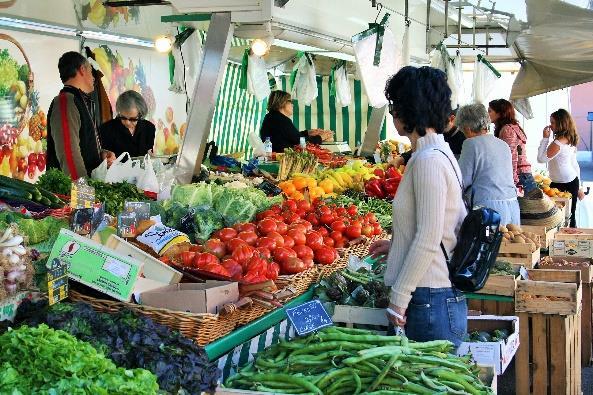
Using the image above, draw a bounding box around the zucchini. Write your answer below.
[0,175,63,207]
[0,186,33,200]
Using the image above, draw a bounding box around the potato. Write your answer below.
[499,226,508,233]
[507,224,521,232]
[513,235,525,243]
[507,231,515,239]
[529,242,537,253]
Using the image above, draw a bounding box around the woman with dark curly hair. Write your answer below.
[369,66,467,347]
[488,99,538,196]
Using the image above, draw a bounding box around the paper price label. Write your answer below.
[47,258,68,305]
[70,182,95,209]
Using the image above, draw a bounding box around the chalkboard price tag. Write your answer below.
[47,258,68,306]
[285,300,333,336]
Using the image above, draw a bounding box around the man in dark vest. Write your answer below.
[47,51,115,179]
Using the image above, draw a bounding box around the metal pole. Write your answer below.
[590,121,592,161]
[485,25,489,55]
[457,1,462,48]
[175,12,234,183]
[472,6,476,49]
[444,0,449,38]
[426,0,432,53]
[359,106,387,157]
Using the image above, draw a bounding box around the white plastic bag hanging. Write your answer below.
[472,55,500,104]
[182,29,203,96]
[430,44,449,72]
[291,53,318,106]
[353,18,400,108]
[400,24,411,67]
[104,152,142,184]
[136,154,160,194]
[334,65,352,107]
[450,55,465,108]
[247,53,271,102]
[91,159,108,181]
[169,44,185,93]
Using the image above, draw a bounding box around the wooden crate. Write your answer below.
[555,227,593,241]
[498,242,540,268]
[537,257,593,366]
[515,311,581,395]
[521,225,558,249]
[468,298,516,316]
[515,269,582,315]
[475,274,519,297]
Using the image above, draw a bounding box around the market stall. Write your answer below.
[1,0,593,394]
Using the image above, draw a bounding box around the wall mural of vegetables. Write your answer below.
[0,39,47,180]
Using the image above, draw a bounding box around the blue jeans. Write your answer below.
[404,287,467,348]
[519,172,538,193]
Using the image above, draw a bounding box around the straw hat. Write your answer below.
[518,194,564,228]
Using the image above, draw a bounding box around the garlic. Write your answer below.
[8,254,20,265]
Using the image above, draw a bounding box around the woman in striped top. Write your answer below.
[488,99,539,197]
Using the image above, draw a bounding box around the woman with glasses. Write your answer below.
[99,90,156,158]
[260,90,333,153]
[369,66,467,347]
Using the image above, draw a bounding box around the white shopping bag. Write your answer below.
[137,154,160,194]
[91,159,108,181]
[247,53,271,102]
[472,56,499,104]
[353,25,401,108]
[292,54,318,106]
[334,65,352,107]
[104,152,142,184]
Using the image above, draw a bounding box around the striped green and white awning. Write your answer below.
[208,63,387,156]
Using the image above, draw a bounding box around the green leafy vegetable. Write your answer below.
[9,300,220,393]
[193,207,224,242]
[0,324,159,394]
[0,212,68,245]
[87,179,151,216]
[36,168,73,196]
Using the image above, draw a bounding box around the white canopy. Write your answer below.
[510,0,593,99]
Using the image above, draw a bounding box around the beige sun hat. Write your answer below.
[518,194,564,228]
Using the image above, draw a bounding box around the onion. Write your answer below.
[6,270,23,282]
[8,254,20,265]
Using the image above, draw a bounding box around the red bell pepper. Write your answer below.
[385,166,401,181]
[373,168,385,178]
[365,179,386,199]
[383,178,400,199]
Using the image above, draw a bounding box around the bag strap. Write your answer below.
[433,149,468,265]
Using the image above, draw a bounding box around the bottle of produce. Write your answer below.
[264,137,273,163]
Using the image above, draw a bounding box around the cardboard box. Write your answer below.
[457,315,520,375]
[105,235,182,285]
[332,305,390,327]
[48,229,169,302]
[550,239,593,258]
[139,281,239,314]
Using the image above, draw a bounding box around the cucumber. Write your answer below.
[0,175,64,207]
[0,187,33,201]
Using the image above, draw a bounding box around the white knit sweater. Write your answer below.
[385,133,466,308]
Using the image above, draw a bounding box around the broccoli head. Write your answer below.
[193,207,223,242]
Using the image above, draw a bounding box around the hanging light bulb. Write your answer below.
[250,22,274,57]
[251,38,269,56]
[155,35,173,53]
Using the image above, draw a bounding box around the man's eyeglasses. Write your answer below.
[118,115,140,123]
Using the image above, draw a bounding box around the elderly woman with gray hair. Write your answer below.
[99,90,156,158]
[457,103,520,225]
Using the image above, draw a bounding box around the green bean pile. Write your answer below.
[224,326,493,394]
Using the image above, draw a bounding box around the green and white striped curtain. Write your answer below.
[208,63,387,155]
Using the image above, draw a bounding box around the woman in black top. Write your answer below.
[99,90,155,158]
[260,90,333,152]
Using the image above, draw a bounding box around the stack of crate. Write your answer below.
[514,269,582,395]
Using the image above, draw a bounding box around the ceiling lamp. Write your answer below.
[155,35,173,53]
[251,22,274,57]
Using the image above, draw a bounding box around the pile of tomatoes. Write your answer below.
[294,143,347,168]
[177,198,383,283]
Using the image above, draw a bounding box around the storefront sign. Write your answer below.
[285,299,333,336]
[48,229,142,302]
[47,258,68,305]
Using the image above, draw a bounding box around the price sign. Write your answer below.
[47,258,68,305]
[70,181,95,209]
[285,300,333,336]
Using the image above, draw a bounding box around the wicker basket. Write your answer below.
[69,290,236,346]
[276,266,322,296]
[319,233,390,278]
